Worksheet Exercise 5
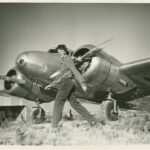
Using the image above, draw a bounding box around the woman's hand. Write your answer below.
[81,84,88,92]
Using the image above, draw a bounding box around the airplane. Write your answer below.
[1,39,150,123]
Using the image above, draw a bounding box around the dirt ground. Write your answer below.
[1,110,150,145]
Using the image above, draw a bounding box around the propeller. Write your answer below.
[0,75,8,96]
[79,38,113,61]
[0,75,25,85]
[0,75,6,80]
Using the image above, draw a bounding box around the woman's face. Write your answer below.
[57,49,66,57]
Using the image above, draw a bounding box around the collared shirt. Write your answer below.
[51,55,86,88]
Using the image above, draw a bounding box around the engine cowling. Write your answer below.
[74,44,135,101]
[4,68,30,97]
[4,68,55,103]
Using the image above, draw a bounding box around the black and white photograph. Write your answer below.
[1,3,150,147]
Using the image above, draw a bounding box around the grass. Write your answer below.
[1,110,150,145]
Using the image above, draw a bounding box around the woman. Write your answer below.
[45,44,96,128]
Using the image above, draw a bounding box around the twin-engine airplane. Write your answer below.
[1,39,150,122]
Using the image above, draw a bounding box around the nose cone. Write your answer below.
[15,51,61,79]
[16,52,28,69]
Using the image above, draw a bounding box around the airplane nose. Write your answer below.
[15,51,61,79]
[15,52,28,69]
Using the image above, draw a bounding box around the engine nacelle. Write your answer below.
[4,68,29,97]
[74,44,135,101]
[74,44,113,87]
[4,68,55,103]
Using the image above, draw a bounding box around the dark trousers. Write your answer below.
[52,78,95,128]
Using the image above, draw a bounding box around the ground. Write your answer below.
[1,109,150,146]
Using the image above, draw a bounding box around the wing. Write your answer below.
[121,58,150,90]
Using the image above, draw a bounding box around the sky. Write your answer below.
[0,3,150,89]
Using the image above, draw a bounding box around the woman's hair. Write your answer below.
[56,44,69,55]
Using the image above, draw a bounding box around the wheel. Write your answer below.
[105,101,118,121]
[100,100,118,121]
[31,108,46,124]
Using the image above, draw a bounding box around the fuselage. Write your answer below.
[14,45,136,103]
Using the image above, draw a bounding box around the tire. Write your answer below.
[31,108,46,124]
[100,100,118,121]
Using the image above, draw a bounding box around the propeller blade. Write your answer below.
[0,75,6,80]
[80,38,113,61]
[0,75,25,85]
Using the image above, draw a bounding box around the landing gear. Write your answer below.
[64,109,73,120]
[31,101,46,124]
[100,92,119,121]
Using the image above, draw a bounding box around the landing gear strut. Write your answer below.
[31,101,46,124]
[100,92,119,121]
